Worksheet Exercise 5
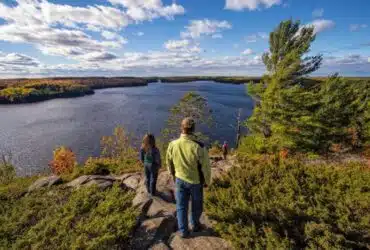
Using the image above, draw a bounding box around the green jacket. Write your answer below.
[166,134,211,185]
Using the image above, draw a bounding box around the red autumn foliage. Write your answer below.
[279,148,289,159]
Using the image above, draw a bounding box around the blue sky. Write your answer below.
[0,0,369,77]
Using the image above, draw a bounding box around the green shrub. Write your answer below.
[0,163,16,185]
[209,141,223,156]
[205,159,370,249]
[0,184,138,249]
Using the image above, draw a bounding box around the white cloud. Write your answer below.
[101,31,117,40]
[134,31,145,36]
[242,48,254,55]
[0,24,122,59]
[107,0,185,21]
[317,54,370,75]
[2,49,369,78]
[324,54,368,65]
[0,1,130,30]
[164,39,190,50]
[350,24,368,32]
[0,49,267,78]
[306,19,335,34]
[77,51,118,62]
[101,30,128,44]
[225,0,281,11]
[0,0,185,63]
[181,19,232,39]
[0,51,39,67]
[245,32,268,43]
[212,34,223,39]
[164,39,201,53]
[312,8,324,18]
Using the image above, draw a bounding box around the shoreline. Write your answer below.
[0,76,259,104]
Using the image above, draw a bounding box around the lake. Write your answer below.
[0,81,254,175]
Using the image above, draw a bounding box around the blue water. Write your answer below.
[0,81,254,175]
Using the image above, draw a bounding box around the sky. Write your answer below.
[0,0,369,78]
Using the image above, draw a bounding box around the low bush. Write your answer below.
[205,159,370,249]
[209,141,223,156]
[49,146,77,175]
[83,157,141,175]
[0,163,16,185]
[0,184,138,249]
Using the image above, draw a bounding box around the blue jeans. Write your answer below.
[175,178,203,234]
[144,165,158,195]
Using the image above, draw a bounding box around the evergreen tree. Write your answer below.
[262,19,322,85]
[247,20,322,152]
[162,91,213,143]
[246,19,369,154]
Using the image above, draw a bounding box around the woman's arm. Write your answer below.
[139,148,145,163]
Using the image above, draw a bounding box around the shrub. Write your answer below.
[0,151,16,185]
[99,126,141,173]
[209,141,223,156]
[49,146,77,175]
[0,184,138,249]
[0,164,16,185]
[205,159,370,249]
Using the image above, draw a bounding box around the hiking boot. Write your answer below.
[191,224,204,233]
[180,231,189,239]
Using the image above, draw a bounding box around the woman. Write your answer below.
[222,141,228,160]
[140,134,161,196]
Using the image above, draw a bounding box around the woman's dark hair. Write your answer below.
[141,133,156,152]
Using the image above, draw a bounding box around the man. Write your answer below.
[166,117,211,238]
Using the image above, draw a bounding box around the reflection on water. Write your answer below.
[0,81,254,175]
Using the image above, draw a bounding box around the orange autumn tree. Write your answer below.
[49,146,77,175]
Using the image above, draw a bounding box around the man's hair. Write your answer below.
[181,117,195,134]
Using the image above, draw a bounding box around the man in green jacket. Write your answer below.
[166,117,211,238]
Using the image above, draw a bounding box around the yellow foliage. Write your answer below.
[49,146,77,175]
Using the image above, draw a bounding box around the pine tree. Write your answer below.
[262,20,322,85]
[246,19,369,154]
[162,91,213,143]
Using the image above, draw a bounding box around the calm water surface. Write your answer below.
[0,81,254,175]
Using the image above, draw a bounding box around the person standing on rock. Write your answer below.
[166,117,211,238]
[140,134,161,196]
[222,141,228,160]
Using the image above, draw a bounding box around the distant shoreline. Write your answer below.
[0,76,261,104]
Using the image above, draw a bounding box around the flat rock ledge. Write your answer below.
[28,175,62,192]
[27,158,236,249]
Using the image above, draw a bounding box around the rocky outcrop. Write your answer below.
[27,157,236,249]
[66,175,118,190]
[118,173,142,190]
[130,159,236,250]
[149,242,171,250]
[28,175,62,192]
[132,216,177,249]
[169,233,233,250]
